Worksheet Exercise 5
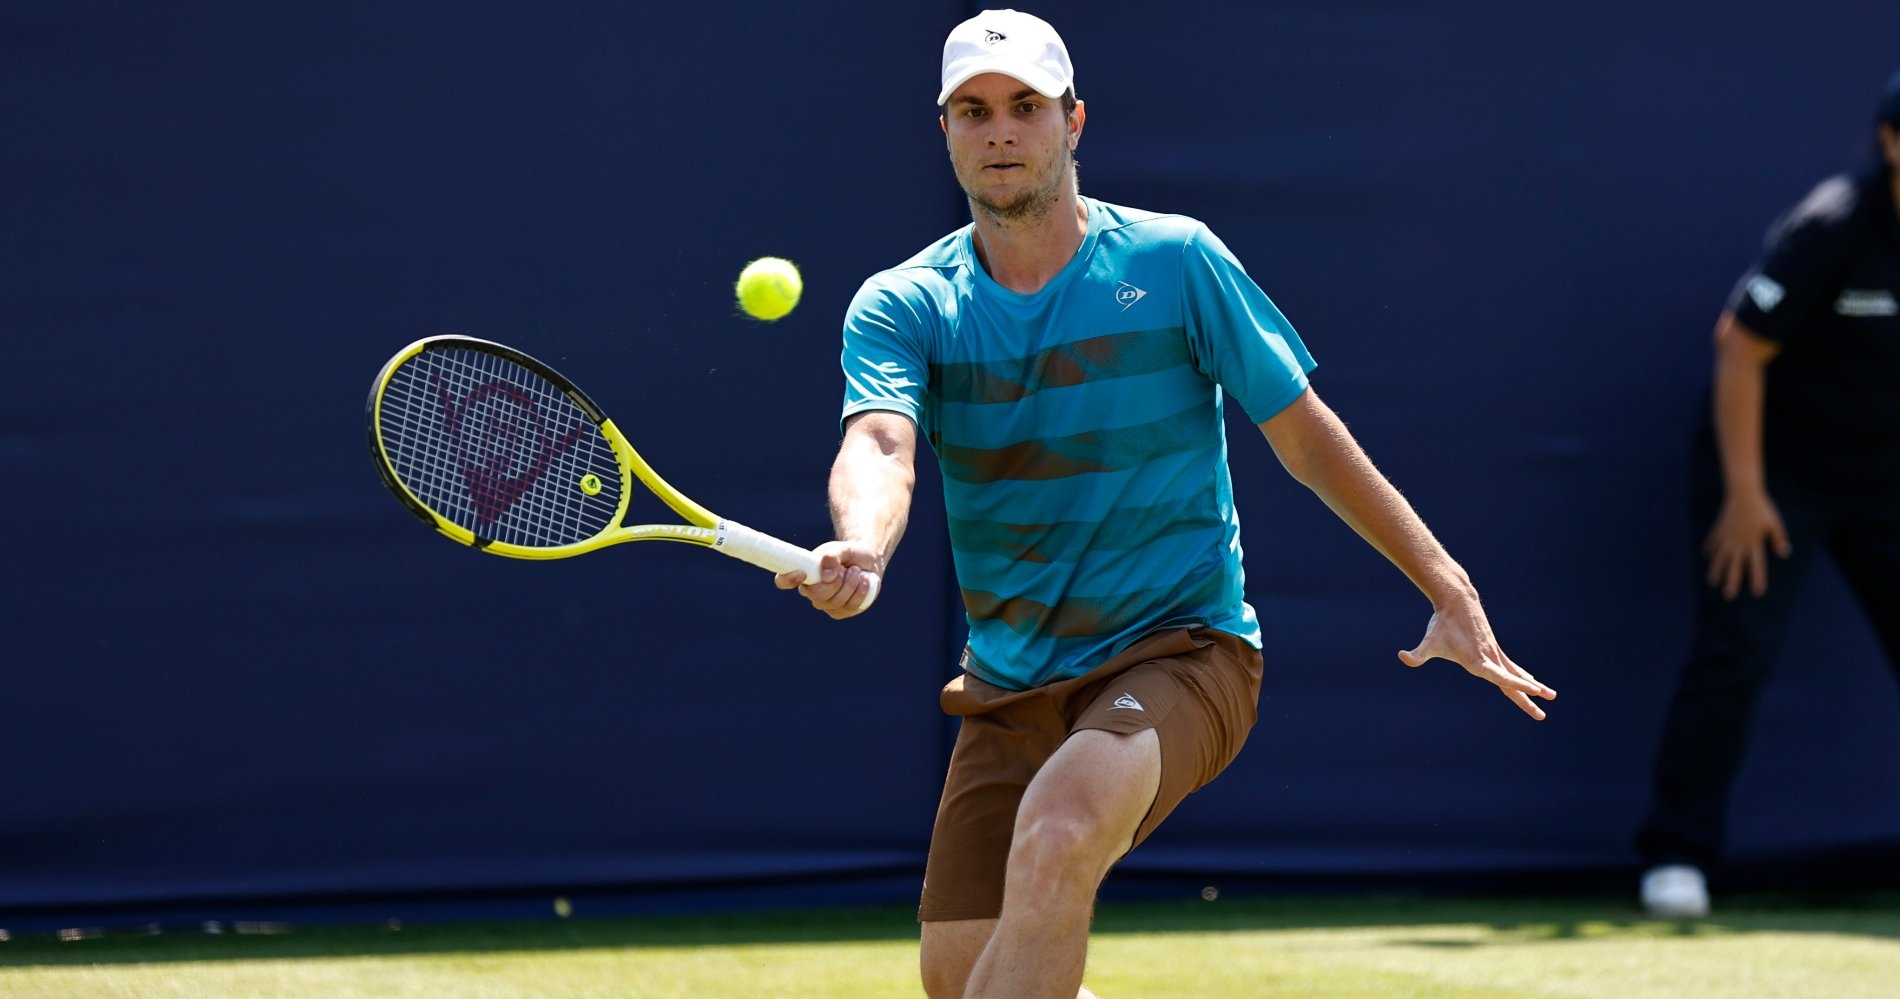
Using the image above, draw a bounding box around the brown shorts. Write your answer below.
[917,627,1263,922]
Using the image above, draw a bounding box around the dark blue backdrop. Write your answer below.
[5,1,1900,926]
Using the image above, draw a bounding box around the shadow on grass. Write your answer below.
[4,892,1898,968]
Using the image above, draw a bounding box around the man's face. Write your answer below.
[941,73,1082,222]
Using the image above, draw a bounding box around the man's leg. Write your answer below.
[962,728,1161,999]
[1636,458,1828,873]
[1636,566,1810,868]
[921,918,1103,999]
[1828,495,1900,685]
[920,918,996,999]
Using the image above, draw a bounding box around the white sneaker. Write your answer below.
[1641,864,1710,919]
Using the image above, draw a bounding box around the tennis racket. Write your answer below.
[366,334,877,608]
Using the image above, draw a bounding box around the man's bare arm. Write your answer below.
[1259,389,1556,719]
[776,411,917,619]
[1704,313,1788,599]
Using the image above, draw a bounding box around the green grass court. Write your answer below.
[3,893,1897,997]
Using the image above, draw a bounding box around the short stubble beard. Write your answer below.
[961,154,1078,228]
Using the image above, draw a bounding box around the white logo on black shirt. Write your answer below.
[1746,274,1786,313]
[1835,289,1899,317]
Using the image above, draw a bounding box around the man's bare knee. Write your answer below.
[1008,811,1110,894]
[1005,729,1161,893]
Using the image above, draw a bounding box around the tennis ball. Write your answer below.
[735,256,802,321]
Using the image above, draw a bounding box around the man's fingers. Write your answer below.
[1403,626,1553,719]
[1489,651,1555,698]
[796,573,845,606]
[1504,686,1548,721]
[1709,527,1788,600]
[1493,661,1556,699]
[809,565,860,604]
[797,565,883,619]
[1705,537,1736,593]
[1747,541,1770,598]
[1718,549,1743,600]
[822,571,881,618]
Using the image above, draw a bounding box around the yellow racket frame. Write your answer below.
[367,335,875,608]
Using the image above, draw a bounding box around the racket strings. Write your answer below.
[378,347,623,548]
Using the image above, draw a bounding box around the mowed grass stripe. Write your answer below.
[2,895,1896,998]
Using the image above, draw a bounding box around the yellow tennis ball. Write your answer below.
[735,256,802,321]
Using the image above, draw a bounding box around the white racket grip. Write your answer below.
[715,519,880,611]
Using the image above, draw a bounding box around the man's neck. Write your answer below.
[970,195,1089,295]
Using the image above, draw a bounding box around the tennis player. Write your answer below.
[778,10,1556,998]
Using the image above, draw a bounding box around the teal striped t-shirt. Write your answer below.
[840,198,1315,690]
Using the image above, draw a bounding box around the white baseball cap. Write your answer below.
[936,9,1074,107]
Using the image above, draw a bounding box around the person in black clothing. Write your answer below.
[1636,69,1900,918]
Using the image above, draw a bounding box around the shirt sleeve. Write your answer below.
[839,275,930,433]
[1180,223,1318,423]
[1727,175,1860,343]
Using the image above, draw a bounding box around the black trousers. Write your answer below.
[1636,433,1900,869]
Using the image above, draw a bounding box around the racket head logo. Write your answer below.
[369,336,627,554]
[433,373,591,526]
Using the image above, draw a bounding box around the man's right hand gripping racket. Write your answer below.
[366,335,878,609]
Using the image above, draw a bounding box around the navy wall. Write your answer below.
[5,1,1899,922]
